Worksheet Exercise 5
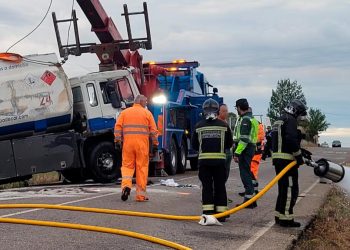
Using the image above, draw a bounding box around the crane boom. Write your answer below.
[76,0,128,65]
[52,0,162,97]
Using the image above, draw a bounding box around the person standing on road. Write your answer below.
[114,95,158,202]
[233,99,258,208]
[192,99,233,222]
[262,126,272,160]
[217,104,233,183]
[271,99,307,227]
[238,107,265,197]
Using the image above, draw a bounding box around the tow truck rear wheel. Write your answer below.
[88,141,121,183]
[177,139,187,173]
[165,138,178,175]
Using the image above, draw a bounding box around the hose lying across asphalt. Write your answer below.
[0,161,296,250]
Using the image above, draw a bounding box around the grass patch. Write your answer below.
[28,171,61,186]
[0,171,61,190]
[0,181,28,190]
[293,187,350,249]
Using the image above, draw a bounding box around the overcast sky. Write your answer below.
[1,0,349,146]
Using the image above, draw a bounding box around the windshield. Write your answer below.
[99,77,134,104]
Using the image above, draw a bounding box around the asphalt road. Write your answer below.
[0,147,348,250]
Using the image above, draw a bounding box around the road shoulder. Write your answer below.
[246,181,332,250]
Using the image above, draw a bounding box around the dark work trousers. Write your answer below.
[225,148,233,183]
[238,144,255,200]
[198,159,227,214]
[274,159,299,221]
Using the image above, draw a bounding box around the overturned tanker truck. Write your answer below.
[0,52,141,184]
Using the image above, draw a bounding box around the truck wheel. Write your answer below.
[177,139,187,174]
[61,168,88,183]
[165,138,178,175]
[190,157,198,171]
[88,141,121,183]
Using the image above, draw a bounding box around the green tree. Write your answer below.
[305,108,330,143]
[267,79,306,122]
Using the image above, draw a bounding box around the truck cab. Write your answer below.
[64,68,141,183]
[69,69,139,134]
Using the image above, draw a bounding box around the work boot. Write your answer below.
[136,195,149,202]
[275,216,280,224]
[238,192,245,197]
[279,220,301,227]
[121,187,131,201]
[235,201,257,209]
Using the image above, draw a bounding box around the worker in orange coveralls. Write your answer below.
[114,95,158,202]
[250,121,265,194]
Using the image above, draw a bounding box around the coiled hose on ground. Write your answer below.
[0,161,296,250]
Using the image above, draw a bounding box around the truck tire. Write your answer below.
[190,157,198,171]
[61,168,88,183]
[88,141,121,183]
[165,138,178,175]
[177,139,187,174]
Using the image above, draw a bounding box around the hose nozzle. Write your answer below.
[306,158,345,183]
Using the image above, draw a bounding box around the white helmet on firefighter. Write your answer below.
[202,98,219,120]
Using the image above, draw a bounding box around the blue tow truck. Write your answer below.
[145,60,223,175]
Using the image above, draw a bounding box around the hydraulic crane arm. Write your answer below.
[52,0,151,70]
[76,0,127,65]
[52,0,162,97]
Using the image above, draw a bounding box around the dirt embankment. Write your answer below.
[292,187,350,249]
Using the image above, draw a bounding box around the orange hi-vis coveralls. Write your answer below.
[114,104,158,201]
[250,123,265,179]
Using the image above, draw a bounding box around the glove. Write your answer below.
[295,155,304,166]
[115,142,122,151]
[233,153,239,163]
[232,142,237,152]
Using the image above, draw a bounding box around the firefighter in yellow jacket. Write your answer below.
[114,95,158,202]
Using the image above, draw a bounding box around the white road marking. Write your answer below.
[0,193,116,218]
[237,179,319,250]
[0,167,239,218]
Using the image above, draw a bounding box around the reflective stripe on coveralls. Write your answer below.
[114,103,158,201]
[202,204,215,213]
[271,121,302,161]
[279,176,294,220]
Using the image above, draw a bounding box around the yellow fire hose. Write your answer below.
[0,161,296,249]
[0,217,191,250]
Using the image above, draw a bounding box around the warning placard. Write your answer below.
[41,70,56,85]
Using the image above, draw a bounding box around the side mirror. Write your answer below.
[213,87,218,95]
[106,82,122,109]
